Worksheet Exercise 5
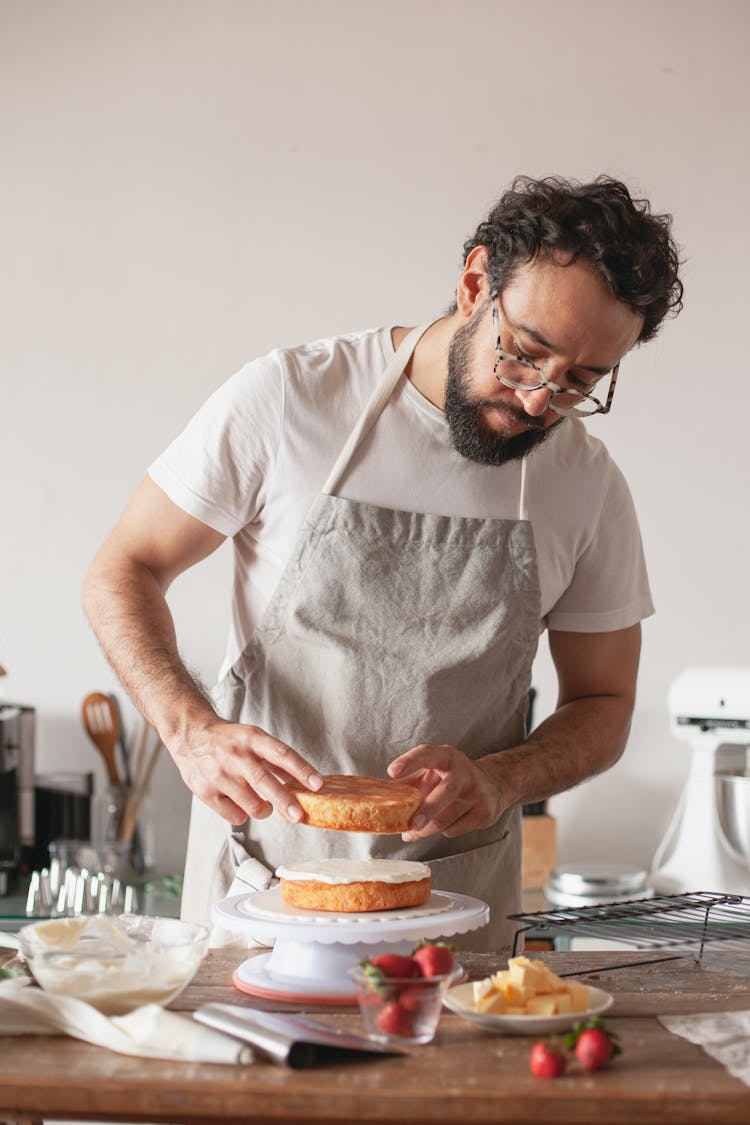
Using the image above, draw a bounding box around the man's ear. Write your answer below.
[456,245,492,318]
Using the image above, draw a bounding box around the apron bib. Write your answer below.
[182,325,541,954]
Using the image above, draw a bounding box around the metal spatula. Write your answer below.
[81,692,123,787]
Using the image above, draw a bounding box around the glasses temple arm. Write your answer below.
[598,363,620,415]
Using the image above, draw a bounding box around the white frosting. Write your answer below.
[275,858,431,885]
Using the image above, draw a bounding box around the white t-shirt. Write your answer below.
[150,327,653,678]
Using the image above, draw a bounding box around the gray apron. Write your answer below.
[182,324,541,954]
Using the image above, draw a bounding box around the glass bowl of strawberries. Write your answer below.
[348,942,459,1046]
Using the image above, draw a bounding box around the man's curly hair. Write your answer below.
[462,175,683,342]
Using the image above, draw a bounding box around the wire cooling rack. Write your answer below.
[508,891,750,962]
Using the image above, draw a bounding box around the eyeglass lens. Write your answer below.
[494,359,599,415]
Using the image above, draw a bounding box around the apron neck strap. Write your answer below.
[321,323,432,497]
[519,456,529,523]
[321,321,532,524]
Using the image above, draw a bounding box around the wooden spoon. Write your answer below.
[81,692,122,787]
[119,730,163,846]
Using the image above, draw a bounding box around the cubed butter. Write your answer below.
[477,989,510,1015]
[472,977,495,1005]
[471,955,593,1019]
[566,981,591,1012]
[554,991,572,1014]
[525,995,558,1016]
[509,957,549,990]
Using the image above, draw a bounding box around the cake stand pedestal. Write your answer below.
[213,887,489,1005]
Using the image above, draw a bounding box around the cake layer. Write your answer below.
[276,857,432,913]
[286,774,422,833]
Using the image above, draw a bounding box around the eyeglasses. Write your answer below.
[491,297,619,418]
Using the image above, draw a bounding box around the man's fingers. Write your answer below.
[268,765,305,787]
[439,809,480,838]
[221,772,275,820]
[237,761,307,822]
[388,744,451,779]
[402,795,468,841]
[220,726,323,822]
[212,793,258,825]
[180,721,325,826]
[243,727,323,792]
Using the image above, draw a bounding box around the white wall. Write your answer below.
[2,0,748,876]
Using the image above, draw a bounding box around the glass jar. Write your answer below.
[97,784,155,879]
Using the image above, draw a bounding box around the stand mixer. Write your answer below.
[650,667,750,895]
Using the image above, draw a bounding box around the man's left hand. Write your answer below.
[388,744,505,841]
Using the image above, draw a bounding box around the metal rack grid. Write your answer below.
[509,891,750,961]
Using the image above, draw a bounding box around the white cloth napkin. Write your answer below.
[0,978,253,1064]
[659,1010,750,1088]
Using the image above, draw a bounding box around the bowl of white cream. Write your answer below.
[18,914,208,1015]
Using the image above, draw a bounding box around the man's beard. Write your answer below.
[444,309,561,466]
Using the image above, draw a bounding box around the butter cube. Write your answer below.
[472,977,495,1005]
[566,981,590,1013]
[498,979,527,1005]
[477,989,510,1015]
[525,995,558,1016]
[554,991,573,1014]
[509,958,548,991]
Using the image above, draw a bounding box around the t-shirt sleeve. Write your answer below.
[148,355,283,537]
[545,460,654,633]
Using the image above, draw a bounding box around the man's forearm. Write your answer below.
[82,558,217,745]
[478,694,634,811]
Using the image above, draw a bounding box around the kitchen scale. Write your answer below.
[213,886,489,1005]
[650,666,750,895]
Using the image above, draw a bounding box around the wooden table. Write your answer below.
[1,947,750,1125]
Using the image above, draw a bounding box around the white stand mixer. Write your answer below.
[650,667,750,895]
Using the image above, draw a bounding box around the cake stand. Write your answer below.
[213,887,489,1005]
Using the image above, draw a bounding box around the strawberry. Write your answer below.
[365,953,421,978]
[565,1018,621,1071]
[411,941,456,978]
[376,999,415,1038]
[530,1040,567,1078]
[574,1028,615,1070]
[396,983,426,1013]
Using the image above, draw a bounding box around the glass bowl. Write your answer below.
[348,964,458,1045]
[716,771,750,865]
[18,913,208,1015]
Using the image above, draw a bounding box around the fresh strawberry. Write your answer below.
[530,1040,567,1078]
[412,941,456,978]
[396,983,425,1013]
[565,1018,621,1071]
[376,999,415,1038]
[365,953,420,978]
[574,1028,614,1070]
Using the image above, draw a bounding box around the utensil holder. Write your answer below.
[98,784,154,878]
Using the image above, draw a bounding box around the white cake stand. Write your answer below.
[213,887,490,1005]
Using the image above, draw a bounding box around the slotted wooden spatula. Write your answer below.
[81,692,123,787]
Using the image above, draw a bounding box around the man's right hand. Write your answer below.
[170,718,324,825]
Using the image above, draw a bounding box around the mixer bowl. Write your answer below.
[715,771,750,865]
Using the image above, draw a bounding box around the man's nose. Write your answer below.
[513,384,553,417]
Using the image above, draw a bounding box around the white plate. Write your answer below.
[442,982,613,1036]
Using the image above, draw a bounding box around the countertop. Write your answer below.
[1,947,750,1124]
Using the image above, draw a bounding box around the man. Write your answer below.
[83,175,682,952]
